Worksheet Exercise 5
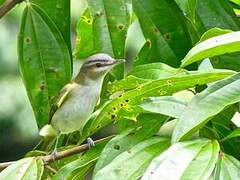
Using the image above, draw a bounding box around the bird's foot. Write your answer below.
[87,137,95,149]
[51,149,58,160]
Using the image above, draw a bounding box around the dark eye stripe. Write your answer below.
[85,59,109,65]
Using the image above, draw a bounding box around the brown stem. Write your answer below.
[0,0,24,19]
[0,135,114,171]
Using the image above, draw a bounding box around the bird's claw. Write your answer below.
[87,137,95,149]
[51,149,58,160]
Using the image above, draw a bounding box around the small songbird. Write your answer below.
[40,53,125,153]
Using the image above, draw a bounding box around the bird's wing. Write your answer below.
[48,83,76,123]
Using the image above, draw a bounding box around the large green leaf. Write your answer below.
[94,137,170,180]
[142,139,219,180]
[94,114,168,175]
[0,158,44,180]
[140,96,187,118]
[74,9,95,59]
[180,30,240,68]
[133,0,191,67]
[87,0,131,79]
[82,69,234,141]
[129,63,186,79]
[53,142,107,180]
[222,127,240,141]
[214,153,240,179]
[195,0,240,71]
[18,4,72,128]
[31,0,71,50]
[172,73,240,143]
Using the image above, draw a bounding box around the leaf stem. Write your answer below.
[0,135,114,171]
[0,0,24,19]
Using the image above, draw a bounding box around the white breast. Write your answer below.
[51,83,100,134]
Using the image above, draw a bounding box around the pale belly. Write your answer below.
[51,86,99,134]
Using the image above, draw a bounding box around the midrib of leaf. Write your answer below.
[30,8,50,108]
[135,0,178,58]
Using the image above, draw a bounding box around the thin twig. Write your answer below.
[0,135,114,171]
[0,0,24,19]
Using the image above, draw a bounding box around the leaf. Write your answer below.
[87,0,131,79]
[214,153,240,179]
[18,4,71,128]
[0,158,44,180]
[140,96,187,118]
[31,0,71,49]
[180,31,240,68]
[53,142,107,180]
[172,73,240,143]
[198,28,233,43]
[180,140,219,180]
[133,0,191,67]
[142,139,218,180]
[94,137,170,180]
[94,114,168,174]
[195,0,240,71]
[129,63,186,80]
[82,69,234,141]
[108,62,186,94]
[175,0,197,23]
[222,128,240,141]
[74,8,95,59]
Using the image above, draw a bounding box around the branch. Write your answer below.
[0,135,114,171]
[0,0,24,19]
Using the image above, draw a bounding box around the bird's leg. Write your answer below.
[51,132,60,160]
[87,137,95,148]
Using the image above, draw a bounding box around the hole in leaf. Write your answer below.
[24,36,32,44]
[164,33,171,41]
[117,24,125,31]
[111,114,116,119]
[114,144,120,150]
[96,11,103,16]
[146,39,152,48]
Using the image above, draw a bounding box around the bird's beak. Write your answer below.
[114,59,126,65]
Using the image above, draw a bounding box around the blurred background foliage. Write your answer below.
[0,0,143,162]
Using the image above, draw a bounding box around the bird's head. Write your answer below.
[76,53,125,82]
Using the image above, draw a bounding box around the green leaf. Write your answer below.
[53,142,107,180]
[180,140,219,180]
[129,63,186,80]
[222,128,240,141]
[82,69,234,141]
[18,4,71,128]
[195,0,240,71]
[0,158,44,180]
[74,9,95,59]
[31,0,71,50]
[180,31,240,68]
[94,137,170,180]
[198,28,233,43]
[94,114,168,174]
[133,0,191,67]
[140,96,187,118]
[142,139,218,180]
[214,153,240,179]
[172,73,240,143]
[0,0,5,6]
[87,0,131,79]
[175,0,197,23]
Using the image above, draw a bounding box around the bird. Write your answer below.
[39,53,125,156]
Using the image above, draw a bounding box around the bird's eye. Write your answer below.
[96,63,101,68]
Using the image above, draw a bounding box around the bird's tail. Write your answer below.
[34,124,57,151]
